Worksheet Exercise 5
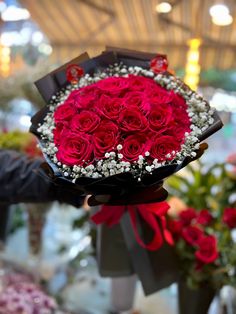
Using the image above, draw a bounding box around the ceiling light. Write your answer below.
[212,14,233,26]
[209,4,229,17]
[1,5,30,21]
[156,2,172,13]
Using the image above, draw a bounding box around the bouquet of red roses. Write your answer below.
[30,48,222,295]
[32,48,222,202]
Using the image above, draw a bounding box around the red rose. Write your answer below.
[66,86,100,109]
[71,111,100,133]
[97,95,124,120]
[197,209,213,226]
[53,121,68,146]
[124,91,150,113]
[195,235,218,264]
[93,120,119,158]
[119,107,148,132]
[56,131,93,166]
[182,225,204,246]
[148,104,173,133]
[164,125,189,144]
[179,208,197,226]
[122,133,149,162]
[147,88,174,105]
[54,103,77,123]
[171,94,190,123]
[223,208,236,229]
[97,77,130,94]
[168,219,183,239]
[150,135,181,161]
[127,75,152,91]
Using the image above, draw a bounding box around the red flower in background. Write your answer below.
[195,235,218,264]
[168,219,183,239]
[182,225,204,246]
[196,209,213,226]
[223,208,236,229]
[179,208,197,226]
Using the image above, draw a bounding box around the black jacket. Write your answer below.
[0,149,83,206]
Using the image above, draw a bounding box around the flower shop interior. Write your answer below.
[0,0,236,314]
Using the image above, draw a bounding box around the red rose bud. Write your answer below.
[223,208,236,229]
[179,208,197,226]
[66,64,84,84]
[195,235,218,264]
[182,225,204,246]
[197,209,213,226]
[150,55,168,73]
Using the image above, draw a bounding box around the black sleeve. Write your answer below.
[0,149,84,207]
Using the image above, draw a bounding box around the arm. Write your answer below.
[0,149,83,206]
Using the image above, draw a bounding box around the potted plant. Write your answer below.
[166,160,236,314]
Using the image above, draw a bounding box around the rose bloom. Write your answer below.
[53,121,68,146]
[148,104,173,133]
[196,209,213,226]
[97,95,124,120]
[127,75,154,91]
[164,124,190,144]
[70,111,100,133]
[124,91,150,114]
[93,120,119,158]
[150,135,181,161]
[195,235,218,264]
[223,207,236,229]
[122,133,149,162]
[56,131,93,166]
[97,76,130,94]
[76,84,102,108]
[168,219,183,239]
[182,225,204,246]
[119,107,148,132]
[54,103,77,123]
[171,94,190,124]
[179,208,197,226]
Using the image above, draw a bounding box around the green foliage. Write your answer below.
[0,131,34,152]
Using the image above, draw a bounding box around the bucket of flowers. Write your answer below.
[167,160,236,314]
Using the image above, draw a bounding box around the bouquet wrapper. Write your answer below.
[97,214,180,296]
[31,47,223,296]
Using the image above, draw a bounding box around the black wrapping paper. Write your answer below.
[30,47,223,296]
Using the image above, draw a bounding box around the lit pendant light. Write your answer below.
[184,38,201,91]
[209,3,233,26]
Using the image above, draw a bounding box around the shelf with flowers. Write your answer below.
[166,159,236,314]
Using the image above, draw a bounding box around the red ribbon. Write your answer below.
[91,202,173,251]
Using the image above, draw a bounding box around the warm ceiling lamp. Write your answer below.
[184,38,202,91]
[156,2,172,13]
[212,14,233,26]
[209,3,233,26]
